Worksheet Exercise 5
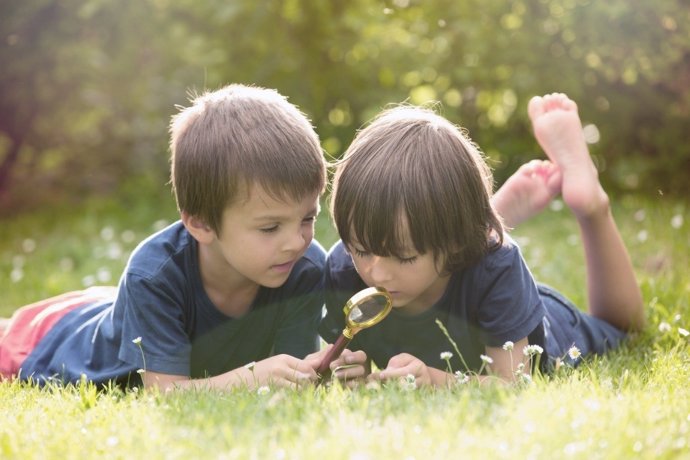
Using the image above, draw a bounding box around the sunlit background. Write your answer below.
[1,0,689,215]
[1,0,689,311]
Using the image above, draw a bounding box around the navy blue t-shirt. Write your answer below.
[21,221,326,386]
[319,238,546,373]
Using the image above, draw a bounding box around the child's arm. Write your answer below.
[367,353,454,387]
[366,337,533,387]
[141,354,320,392]
[483,337,532,382]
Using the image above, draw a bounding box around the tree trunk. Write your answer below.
[0,136,22,195]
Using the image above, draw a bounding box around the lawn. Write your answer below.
[1,187,688,459]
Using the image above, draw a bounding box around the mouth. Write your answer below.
[385,290,401,299]
[271,260,295,273]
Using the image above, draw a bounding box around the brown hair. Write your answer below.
[331,105,503,273]
[170,84,326,234]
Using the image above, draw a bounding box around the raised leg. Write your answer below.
[527,93,644,332]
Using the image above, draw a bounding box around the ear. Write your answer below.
[181,211,216,245]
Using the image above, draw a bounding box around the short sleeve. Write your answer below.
[475,243,545,348]
[116,272,193,376]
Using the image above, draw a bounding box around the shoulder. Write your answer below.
[125,221,195,281]
[476,234,528,274]
[325,240,364,292]
[290,240,326,279]
[458,235,538,309]
[325,240,354,272]
[299,239,327,269]
[325,241,357,280]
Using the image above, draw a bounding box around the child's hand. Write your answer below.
[305,346,370,387]
[250,354,318,389]
[330,348,370,386]
[368,353,441,387]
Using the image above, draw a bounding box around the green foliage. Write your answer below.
[1,0,689,214]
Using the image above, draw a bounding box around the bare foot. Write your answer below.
[527,93,608,218]
[493,160,562,229]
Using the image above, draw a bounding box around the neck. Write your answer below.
[197,243,260,318]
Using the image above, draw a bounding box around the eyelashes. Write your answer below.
[350,247,418,265]
[259,215,316,233]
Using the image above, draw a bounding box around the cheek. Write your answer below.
[350,257,368,277]
[305,226,315,243]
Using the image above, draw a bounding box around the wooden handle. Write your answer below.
[316,334,351,380]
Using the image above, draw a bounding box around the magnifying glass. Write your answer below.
[316,286,393,380]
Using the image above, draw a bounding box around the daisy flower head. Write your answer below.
[440,351,453,361]
[519,373,533,384]
[502,341,514,351]
[257,386,270,395]
[402,373,417,391]
[454,371,470,385]
[523,344,544,357]
[568,346,581,360]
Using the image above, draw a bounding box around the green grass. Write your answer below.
[1,190,689,459]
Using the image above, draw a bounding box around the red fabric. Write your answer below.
[0,287,116,379]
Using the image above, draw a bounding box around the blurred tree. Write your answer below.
[1,0,688,215]
[0,0,185,212]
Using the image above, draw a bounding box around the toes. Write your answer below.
[528,93,578,121]
[540,93,578,113]
[523,159,543,172]
[543,93,562,111]
[527,95,546,121]
[518,159,558,181]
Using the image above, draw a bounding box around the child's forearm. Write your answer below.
[142,366,255,392]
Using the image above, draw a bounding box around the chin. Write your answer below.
[261,274,291,289]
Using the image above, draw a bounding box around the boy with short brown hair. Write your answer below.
[1,84,327,391]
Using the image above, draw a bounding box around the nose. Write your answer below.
[284,224,310,252]
[367,256,393,284]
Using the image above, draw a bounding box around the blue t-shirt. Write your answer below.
[21,221,326,386]
[319,238,546,373]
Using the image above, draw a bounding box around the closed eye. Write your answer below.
[259,225,279,233]
[398,256,418,265]
[349,246,370,258]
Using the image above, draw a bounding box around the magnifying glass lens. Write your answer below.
[348,295,389,324]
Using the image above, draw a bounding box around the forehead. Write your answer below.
[230,182,318,214]
[350,212,415,251]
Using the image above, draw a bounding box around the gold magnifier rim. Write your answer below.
[343,286,393,330]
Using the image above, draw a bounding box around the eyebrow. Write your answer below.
[252,206,320,222]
